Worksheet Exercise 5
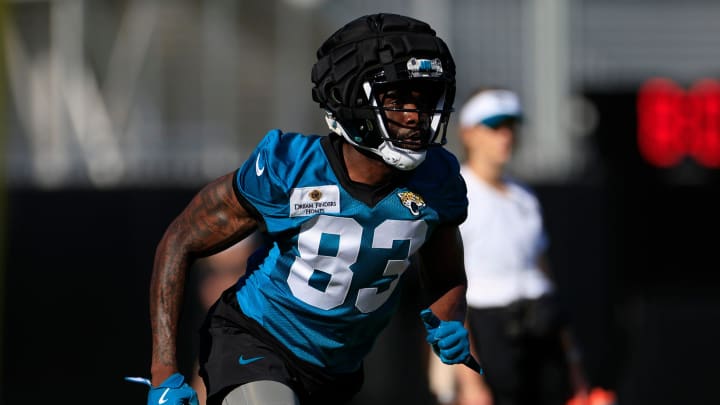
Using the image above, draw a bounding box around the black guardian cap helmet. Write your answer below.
[311,13,456,170]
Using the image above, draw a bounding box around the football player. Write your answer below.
[142,13,474,405]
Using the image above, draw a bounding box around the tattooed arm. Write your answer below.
[150,172,258,385]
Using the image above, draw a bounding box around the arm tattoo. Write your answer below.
[150,173,257,374]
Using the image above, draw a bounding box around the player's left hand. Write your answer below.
[420,308,471,365]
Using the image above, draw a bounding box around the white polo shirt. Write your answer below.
[459,166,554,308]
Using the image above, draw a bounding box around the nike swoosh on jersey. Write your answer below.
[238,355,265,365]
[158,388,170,404]
[255,154,265,176]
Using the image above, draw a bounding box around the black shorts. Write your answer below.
[198,287,364,405]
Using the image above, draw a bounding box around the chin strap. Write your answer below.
[324,112,426,170]
[376,139,427,170]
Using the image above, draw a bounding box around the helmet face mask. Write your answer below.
[312,13,456,170]
[367,78,449,150]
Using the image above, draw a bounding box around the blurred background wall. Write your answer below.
[1,0,719,404]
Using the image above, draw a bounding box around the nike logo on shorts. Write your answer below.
[238,355,265,365]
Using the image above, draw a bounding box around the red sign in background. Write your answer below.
[637,78,720,168]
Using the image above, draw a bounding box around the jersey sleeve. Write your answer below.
[436,153,468,225]
[234,130,291,233]
[412,149,468,226]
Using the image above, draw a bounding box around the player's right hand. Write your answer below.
[125,373,199,405]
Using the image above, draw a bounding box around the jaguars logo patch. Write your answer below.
[398,191,426,216]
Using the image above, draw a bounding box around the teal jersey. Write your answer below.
[233,130,467,372]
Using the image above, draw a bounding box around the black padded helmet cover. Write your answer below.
[311,13,456,149]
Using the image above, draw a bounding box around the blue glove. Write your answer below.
[125,373,199,405]
[420,308,471,365]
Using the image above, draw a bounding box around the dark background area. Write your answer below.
[3,93,720,405]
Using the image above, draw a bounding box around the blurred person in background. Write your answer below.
[429,87,589,405]
[130,13,480,405]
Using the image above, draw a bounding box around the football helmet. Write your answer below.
[311,13,456,170]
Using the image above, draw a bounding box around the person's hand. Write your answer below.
[125,373,199,405]
[421,308,471,365]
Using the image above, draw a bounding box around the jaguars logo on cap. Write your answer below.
[398,191,426,216]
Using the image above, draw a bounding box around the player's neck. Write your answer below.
[342,142,395,185]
